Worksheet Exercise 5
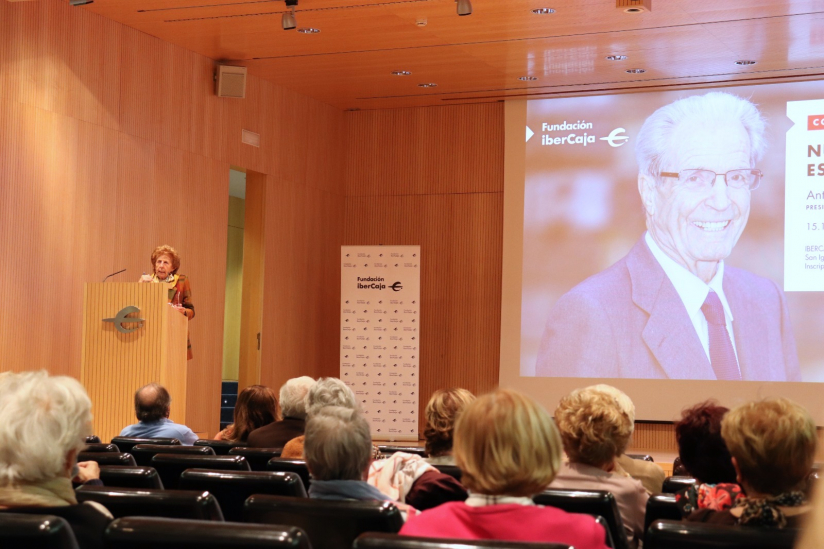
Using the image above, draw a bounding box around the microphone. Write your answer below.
[102,268,127,282]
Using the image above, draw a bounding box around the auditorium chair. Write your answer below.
[0,513,79,549]
[131,443,215,466]
[151,454,250,489]
[195,439,248,455]
[377,445,428,458]
[228,447,283,471]
[661,476,697,494]
[266,458,312,489]
[643,494,680,532]
[431,464,462,483]
[625,454,653,462]
[104,517,311,549]
[77,452,137,466]
[83,443,121,453]
[533,489,627,549]
[644,519,799,549]
[354,532,573,549]
[85,435,102,444]
[244,495,403,549]
[178,469,307,521]
[804,463,821,496]
[111,436,181,454]
[76,485,224,521]
[98,465,164,489]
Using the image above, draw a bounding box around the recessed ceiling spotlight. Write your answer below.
[735,60,757,66]
[392,70,412,76]
[606,55,628,61]
[624,7,644,13]
[297,28,320,34]
[518,76,538,81]
[531,8,555,14]
[626,68,646,74]
[418,83,438,88]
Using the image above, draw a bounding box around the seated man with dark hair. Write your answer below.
[119,382,197,445]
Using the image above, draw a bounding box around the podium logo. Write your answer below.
[103,306,145,334]
[390,281,403,292]
[809,115,824,130]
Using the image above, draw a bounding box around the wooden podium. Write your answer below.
[81,283,188,443]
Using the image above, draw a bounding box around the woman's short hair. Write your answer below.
[554,387,632,469]
[454,389,561,497]
[151,245,181,275]
[305,377,357,418]
[675,401,736,484]
[224,385,280,442]
[424,388,475,457]
[304,406,372,481]
[279,377,316,419]
[0,371,93,485]
[722,398,816,495]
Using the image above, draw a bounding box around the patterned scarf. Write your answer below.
[675,483,743,517]
[735,491,806,528]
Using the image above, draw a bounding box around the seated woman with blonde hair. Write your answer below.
[400,389,608,549]
[424,388,475,465]
[215,385,279,442]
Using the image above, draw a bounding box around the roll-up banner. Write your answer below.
[341,245,421,441]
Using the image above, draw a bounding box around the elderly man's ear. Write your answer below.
[638,174,657,217]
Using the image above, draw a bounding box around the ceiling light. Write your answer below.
[519,76,538,81]
[626,68,646,74]
[69,0,94,5]
[531,8,555,14]
[418,83,438,88]
[735,60,757,66]
[624,7,644,13]
[282,0,297,30]
[606,55,628,61]
[297,28,320,34]
[392,70,412,76]
[456,0,472,16]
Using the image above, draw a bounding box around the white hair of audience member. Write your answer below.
[304,377,357,418]
[279,376,316,419]
[304,406,372,481]
[0,370,92,485]
[587,384,636,432]
[634,91,767,178]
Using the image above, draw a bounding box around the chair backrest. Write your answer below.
[194,439,248,455]
[83,443,121,453]
[0,513,79,549]
[75,485,224,521]
[77,452,137,467]
[431,464,462,483]
[244,494,403,549]
[131,444,215,466]
[354,532,573,549]
[266,458,311,489]
[645,519,799,549]
[178,469,307,522]
[533,489,628,549]
[661,476,696,494]
[111,437,181,454]
[99,465,164,489]
[625,454,654,462]
[105,516,311,549]
[803,463,820,496]
[377,445,427,458]
[228,447,283,471]
[85,435,101,444]
[151,454,251,489]
[643,494,680,533]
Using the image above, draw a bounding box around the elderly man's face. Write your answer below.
[642,119,753,280]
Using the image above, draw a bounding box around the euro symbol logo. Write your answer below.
[599,127,629,147]
[103,306,145,334]
[390,282,403,292]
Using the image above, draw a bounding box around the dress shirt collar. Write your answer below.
[644,232,733,322]
[465,493,535,507]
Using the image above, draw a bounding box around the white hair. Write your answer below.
[0,371,92,485]
[279,376,315,419]
[305,377,357,418]
[635,91,767,177]
[304,406,372,481]
[587,384,636,431]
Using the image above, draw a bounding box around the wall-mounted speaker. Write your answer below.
[215,65,247,99]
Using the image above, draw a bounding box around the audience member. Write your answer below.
[674,401,742,516]
[590,384,666,494]
[550,386,647,548]
[400,389,608,549]
[423,388,475,466]
[119,383,198,445]
[247,376,315,448]
[0,371,113,549]
[686,398,816,528]
[215,384,279,442]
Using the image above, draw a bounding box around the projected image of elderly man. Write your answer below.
[536,91,800,381]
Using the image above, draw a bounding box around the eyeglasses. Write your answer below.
[659,169,762,191]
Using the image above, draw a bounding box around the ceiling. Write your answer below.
[82,0,824,110]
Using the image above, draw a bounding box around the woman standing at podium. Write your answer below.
[139,245,195,359]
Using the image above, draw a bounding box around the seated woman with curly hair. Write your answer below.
[549,386,648,549]
[423,388,475,465]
